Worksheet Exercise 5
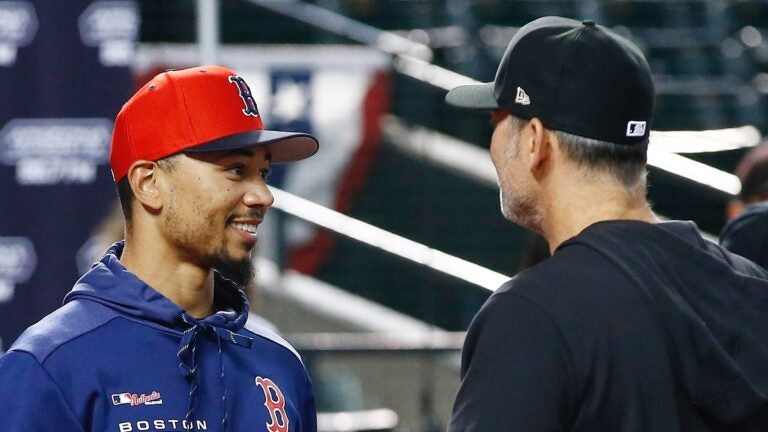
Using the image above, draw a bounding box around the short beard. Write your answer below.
[211,256,254,288]
[501,189,544,234]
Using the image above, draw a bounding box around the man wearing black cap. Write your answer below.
[446,16,768,431]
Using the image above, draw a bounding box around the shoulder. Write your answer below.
[469,287,565,343]
[9,300,118,364]
[489,234,658,333]
[465,284,572,361]
[722,202,768,238]
[459,283,576,395]
[720,203,768,270]
[243,316,304,366]
[497,242,609,300]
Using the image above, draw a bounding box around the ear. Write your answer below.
[527,117,552,176]
[126,161,164,213]
[726,199,745,220]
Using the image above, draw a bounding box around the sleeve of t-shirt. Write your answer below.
[0,351,84,431]
[448,292,574,432]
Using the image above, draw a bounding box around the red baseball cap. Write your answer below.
[110,65,319,181]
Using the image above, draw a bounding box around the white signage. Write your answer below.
[78,1,139,66]
[0,237,37,303]
[0,1,38,66]
[0,118,113,185]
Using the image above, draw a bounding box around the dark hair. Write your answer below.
[554,130,647,190]
[506,114,647,190]
[735,142,768,202]
[116,176,134,222]
[115,154,182,223]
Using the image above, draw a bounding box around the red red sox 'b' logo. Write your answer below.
[255,376,289,432]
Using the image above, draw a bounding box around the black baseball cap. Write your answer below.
[446,16,654,146]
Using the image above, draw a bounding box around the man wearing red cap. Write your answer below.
[0,66,319,431]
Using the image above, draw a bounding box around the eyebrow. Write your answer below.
[227,149,254,158]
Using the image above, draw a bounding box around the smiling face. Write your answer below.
[158,146,274,284]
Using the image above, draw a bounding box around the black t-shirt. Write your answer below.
[449,220,768,432]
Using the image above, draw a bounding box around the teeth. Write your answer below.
[232,222,257,234]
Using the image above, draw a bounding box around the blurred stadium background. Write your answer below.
[2,1,768,430]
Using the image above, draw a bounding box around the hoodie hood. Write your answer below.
[64,241,255,430]
[64,241,250,332]
[567,220,768,424]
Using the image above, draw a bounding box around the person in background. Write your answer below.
[445,16,768,431]
[720,142,768,269]
[725,142,768,220]
[0,65,319,431]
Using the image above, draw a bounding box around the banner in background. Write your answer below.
[0,0,138,350]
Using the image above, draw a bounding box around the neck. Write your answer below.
[540,176,658,254]
[120,228,216,319]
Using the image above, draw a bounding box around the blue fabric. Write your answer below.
[0,241,316,431]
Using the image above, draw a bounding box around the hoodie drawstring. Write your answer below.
[177,312,254,431]
[217,337,228,430]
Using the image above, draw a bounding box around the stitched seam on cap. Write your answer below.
[123,107,136,169]
[174,74,198,147]
[552,26,585,122]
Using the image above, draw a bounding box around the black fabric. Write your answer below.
[720,202,768,270]
[449,220,768,432]
[184,129,318,164]
[445,16,654,146]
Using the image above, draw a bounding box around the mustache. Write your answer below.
[229,208,266,221]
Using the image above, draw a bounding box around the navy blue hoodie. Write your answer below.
[0,242,316,431]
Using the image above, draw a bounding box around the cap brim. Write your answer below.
[184,129,319,163]
[445,82,500,110]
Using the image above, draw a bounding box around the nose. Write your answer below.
[243,181,274,209]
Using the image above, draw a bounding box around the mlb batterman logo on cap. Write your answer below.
[110,65,319,181]
[446,16,655,146]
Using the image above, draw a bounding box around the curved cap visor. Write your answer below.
[445,82,499,110]
[184,129,319,163]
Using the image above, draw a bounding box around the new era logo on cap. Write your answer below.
[515,87,531,105]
